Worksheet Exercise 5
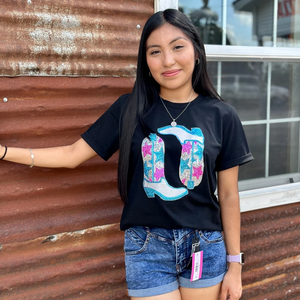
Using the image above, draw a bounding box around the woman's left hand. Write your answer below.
[219,263,242,300]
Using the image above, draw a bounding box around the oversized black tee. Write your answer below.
[81,93,253,231]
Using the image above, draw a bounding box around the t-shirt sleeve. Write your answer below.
[215,106,254,171]
[81,94,129,161]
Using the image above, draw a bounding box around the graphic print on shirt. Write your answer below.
[158,125,204,190]
[141,133,188,201]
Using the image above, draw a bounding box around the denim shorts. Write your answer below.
[124,226,227,297]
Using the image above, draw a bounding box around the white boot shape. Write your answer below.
[141,133,188,201]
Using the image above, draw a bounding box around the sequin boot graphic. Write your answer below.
[158,125,204,190]
[142,133,188,201]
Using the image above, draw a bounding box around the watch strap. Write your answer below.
[227,253,244,264]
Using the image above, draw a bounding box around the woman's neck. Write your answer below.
[159,88,198,103]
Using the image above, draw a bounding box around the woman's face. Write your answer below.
[146,23,197,96]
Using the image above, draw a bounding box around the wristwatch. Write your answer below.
[227,253,244,265]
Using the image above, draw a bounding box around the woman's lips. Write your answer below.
[162,69,181,77]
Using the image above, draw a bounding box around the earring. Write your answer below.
[149,72,152,77]
[195,58,200,65]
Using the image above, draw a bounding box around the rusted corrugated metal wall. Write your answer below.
[241,202,300,300]
[0,0,152,77]
[0,1,299,299]
[0,0,153,299]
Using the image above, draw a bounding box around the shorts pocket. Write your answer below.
[124,226,150,255]
[199,230,224,244]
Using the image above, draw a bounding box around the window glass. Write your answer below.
[232,0,276,46]
[270,122,299,176]
[227,0,260,46]
[208,62,300,122]
[179,0,259,46]
[179,0,223,45]
[277,0,300,47]
[271,62,300,119]
[207,61,266,121]
[239,124,266,180]
[207,61,300,184]
[207,61,218,86]
[180,0,300,47]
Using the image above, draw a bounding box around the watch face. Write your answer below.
[241,253,245,264]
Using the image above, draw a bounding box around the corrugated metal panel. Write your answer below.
[0,0,153,76]
[241,202,300,300]
[0,198,298,299]
[0,76,136,245]
[0,1,154,298]
[0,223,128,300]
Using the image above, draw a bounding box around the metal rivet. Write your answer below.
[137,24,141,29]
[3,97,8,103]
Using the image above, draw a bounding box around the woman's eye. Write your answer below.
[174,45,184,50]
[150,50,160,55]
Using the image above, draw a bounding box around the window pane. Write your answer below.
[269,122,300,176]
[232,0,274,46]
[277,0,300,47]
[179,0,223,45]
[207,61,218,85]
[181,0,300,47]
[271,62,300,119]
[207,61,266,121]
[239,125,266,180]
[207,61,300,185]
[180,0,278,46]
[228,0,260,46]
[208,61,300,121]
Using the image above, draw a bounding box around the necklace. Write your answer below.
[160,97,192,127]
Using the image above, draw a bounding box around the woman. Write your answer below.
[0,9,253,300]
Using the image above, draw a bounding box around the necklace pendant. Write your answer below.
[171,120,177,127]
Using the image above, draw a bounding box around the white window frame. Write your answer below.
[154,0,300,212]
[205,45,300,62]
[154,0,178,12]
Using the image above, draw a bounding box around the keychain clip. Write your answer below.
[187,231,203,282]
[187,232,200,268]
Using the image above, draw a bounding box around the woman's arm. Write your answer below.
[0,138,97,169]
[218,166,243,300]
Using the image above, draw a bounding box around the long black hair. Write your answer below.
[118,9,222,203]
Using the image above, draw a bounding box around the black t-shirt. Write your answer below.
[81,93,253,231]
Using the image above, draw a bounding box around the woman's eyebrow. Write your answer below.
[170,37,188,44]
[146,37,188,50]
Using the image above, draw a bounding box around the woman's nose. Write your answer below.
[162,52,175,67]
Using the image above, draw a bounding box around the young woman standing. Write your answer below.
[0,9,253,300]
